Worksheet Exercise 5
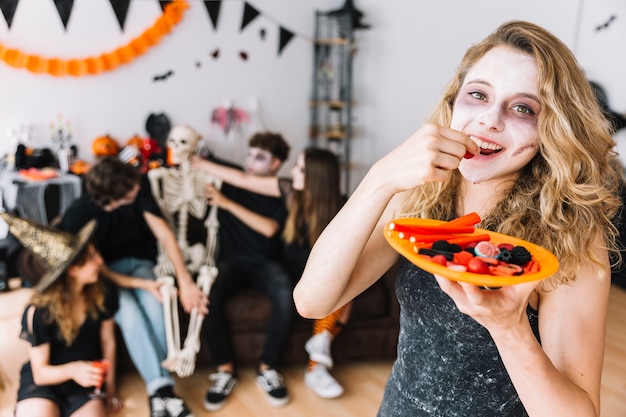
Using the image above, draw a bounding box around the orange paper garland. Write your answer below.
[0,0,189,77]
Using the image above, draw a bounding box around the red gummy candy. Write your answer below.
[497,243,514,251]
[453,251,474,266]
[431,255,448,266]
[467,258,489,274]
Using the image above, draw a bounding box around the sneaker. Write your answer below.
[161,395,194,417]
[305,330,333,368]
[305,364,344,399]
[203,371,238,412]
[153,386,194,417]
[256,368,290,407]
[149,395,168,417]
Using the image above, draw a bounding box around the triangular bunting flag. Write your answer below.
[203,0,221,31]
[109,0,130,31]
[159,0,173,12]
[0,0,18,29]
[54,0,74,30]
[240,2,259,32]
[278,26,294,56]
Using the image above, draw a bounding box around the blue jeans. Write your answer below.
[107,258,174,395]
[201,258,295,368]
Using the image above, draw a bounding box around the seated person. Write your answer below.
[198,132,294,411]
[57,157,207,417]
[194,146,350,399]
[2,213,123,417]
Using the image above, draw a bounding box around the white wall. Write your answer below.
[575,0,626,163]
[0,0,624,191]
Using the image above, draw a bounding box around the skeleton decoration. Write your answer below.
[148,125,221,377]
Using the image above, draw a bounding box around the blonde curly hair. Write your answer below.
[399,20,624,286]
[29,245,106,346]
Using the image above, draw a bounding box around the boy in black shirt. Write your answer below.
[200,132,294,411]
[58,157,207,417]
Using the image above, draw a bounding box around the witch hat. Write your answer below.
[0,212,96,292]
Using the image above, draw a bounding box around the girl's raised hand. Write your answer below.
[370,124,478,194]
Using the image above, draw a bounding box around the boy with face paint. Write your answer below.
[199,132,294,411]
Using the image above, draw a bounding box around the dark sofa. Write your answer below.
[117,263,400,371]
[7,176,401,373]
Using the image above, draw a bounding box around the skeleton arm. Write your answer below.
[143,211,207,314]
[147,167,168,209]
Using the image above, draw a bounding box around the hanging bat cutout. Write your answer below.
[595,14,617,32]
[153,70,174,82]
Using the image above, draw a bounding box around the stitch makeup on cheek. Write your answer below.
[512,142,537,157]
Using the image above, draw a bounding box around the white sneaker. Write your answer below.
[305,364,344,399]
[305,330,333,368]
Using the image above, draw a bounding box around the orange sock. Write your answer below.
[330,321,344,338]
[307,305,347,371]
[312,305,346,336]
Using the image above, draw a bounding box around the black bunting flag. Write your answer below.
[0,0,18,29]
[240,2,259,32]
[203,0,222,31]
[159,0,173,12]
[109,0,130,31]
[278,26,294,56]
[54,0,74,30]
[1,0,340,57]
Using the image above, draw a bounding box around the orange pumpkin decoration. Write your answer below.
[92,134,120,157]
[70,159,91,175]
[126,134,145,149]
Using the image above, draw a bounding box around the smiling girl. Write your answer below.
[294,21,623,417]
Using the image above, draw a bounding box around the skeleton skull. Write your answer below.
[167,125,200,165]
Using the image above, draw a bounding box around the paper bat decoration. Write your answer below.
[153,70,174,82]
[211,106,250,135]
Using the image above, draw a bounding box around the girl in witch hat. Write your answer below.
[1,213,123,416]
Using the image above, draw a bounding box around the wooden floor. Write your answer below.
[600,283,626,416]
[2,278,626,416]
[116,362,391,417]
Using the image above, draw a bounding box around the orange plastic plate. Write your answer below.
[19,168,59,181]
[384,218,559,286]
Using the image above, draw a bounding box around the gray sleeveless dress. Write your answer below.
[377,259,539,416]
